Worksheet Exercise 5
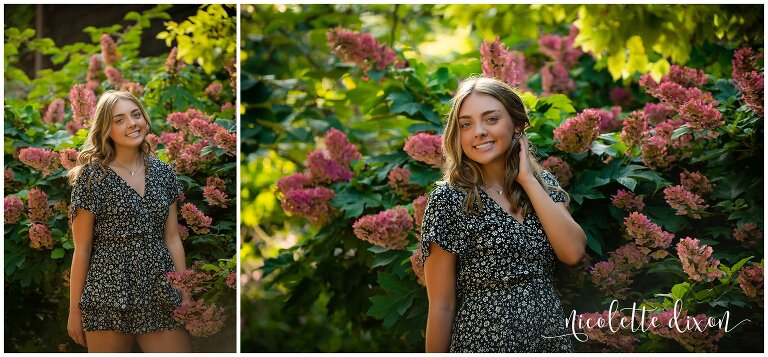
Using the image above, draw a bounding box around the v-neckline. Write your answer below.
[479,188,527,226]
[108,158,150,199]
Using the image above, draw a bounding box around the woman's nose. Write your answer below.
[474,124,487,137]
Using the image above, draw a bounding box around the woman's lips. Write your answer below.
[473,141,495,151]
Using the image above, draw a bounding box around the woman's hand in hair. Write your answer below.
[515,132,536,186]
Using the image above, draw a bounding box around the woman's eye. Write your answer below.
[459,122,470,128]
[133,112,142,119]
[115,119,123,124]
[487,116,498,122]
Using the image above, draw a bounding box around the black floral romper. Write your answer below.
[420,170,575,352]
[70,156,184,334]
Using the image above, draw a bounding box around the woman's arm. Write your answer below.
[68,208,94,347]
[424,243,457,352]
[164,202,192,304]
[518,136,586,265]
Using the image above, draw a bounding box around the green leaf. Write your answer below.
[331,189,382,219]
[367,272,418,328]
[671,282,691,301]
[50,248,65,259]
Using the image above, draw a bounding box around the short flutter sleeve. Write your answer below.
[419,184,469,266]
[540,169,568,203]
[160,160,183,206]
[70,164,101,221]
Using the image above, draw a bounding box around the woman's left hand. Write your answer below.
[516,133,536,186]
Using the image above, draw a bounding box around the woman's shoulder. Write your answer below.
[149,156,176,176]
[539,169,559,186]
[71,161,103,185]
[428,181,466,206]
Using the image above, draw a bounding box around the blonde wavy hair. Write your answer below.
[442,76,569,215]
[67,90,154,187]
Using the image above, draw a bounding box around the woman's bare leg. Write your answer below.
[84,331,134,352]
[135,329,192,352]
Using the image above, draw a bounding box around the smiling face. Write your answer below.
[108,98,148,150]
[457,93,521,167]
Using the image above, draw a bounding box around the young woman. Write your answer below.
[66,90,192,352]
[421,76,586,352]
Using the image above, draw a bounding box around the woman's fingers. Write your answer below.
[69,327,87,347]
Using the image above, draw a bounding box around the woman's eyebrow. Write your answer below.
[458,109,500,120]
[113,109,140,119]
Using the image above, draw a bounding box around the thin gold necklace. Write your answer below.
[481,184,504,196]
[112,156,143,176]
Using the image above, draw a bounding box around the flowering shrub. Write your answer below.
[4,4,235,352]
[352,206,414,250]
[243,4,763,353]
[403,133,443,167]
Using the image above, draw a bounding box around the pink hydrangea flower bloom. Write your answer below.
[27,188,52,223]
[166,268,212,294]
[647,309,725,352]
[4,195,25,224]
[352,206,414,249]
[590,260,632,299]
[180,203,213,234]
[412,194,428,229]
[205,81,223,100]
[553,109,601,154]
[306,150,354,183]
[100,34,120,65]
[19,147,61,176]
[643,102,676,124]
[203,176,229,208]
[541,62,575,96]
[164,47,186,74]
[481,37,528,88]
[738,265,764,307]
[624,212,674,250]
[59,148,79,171]
[387,167,411,191]
[732,48,764,115]
[663,185,708,219]
[733,222,763,248]
[540,156,572,187]
[324,128,361,167]
[620,110,648,152]
[327,27,399,73]
[276,173,311,194]
[86,54,102,90]
[104,66,123,87]
[640,135,674,170]
[679,98,723,132]
[280,187,336,223]
[172,300,227,337]
[119,81,144,97]
[679,170,713,195]
[676,237,724,282]
[29,223,54,250]
[178,223,190,240]
[611,189,645,212]
[226,273,236,289]
[538,26,583,68]
[43,99,66,124]
[404,133,443,167]
[69,84,96,123]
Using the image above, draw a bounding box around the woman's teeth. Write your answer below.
[474,141,494,150]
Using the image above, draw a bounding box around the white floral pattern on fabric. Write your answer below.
[420,170,575,352]
[70,156,184,334]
